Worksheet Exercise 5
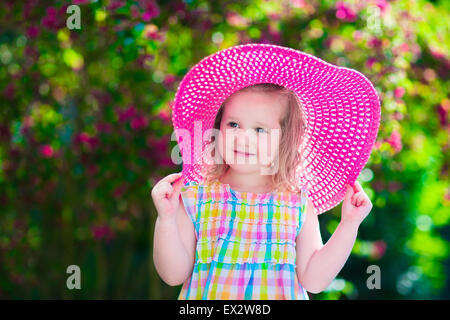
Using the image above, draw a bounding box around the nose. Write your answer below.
[234,129,256,152]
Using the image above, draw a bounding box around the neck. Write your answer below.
[219,168,275,193]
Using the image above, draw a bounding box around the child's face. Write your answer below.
[217,90,288,174]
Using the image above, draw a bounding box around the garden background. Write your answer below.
[0,0,449,299]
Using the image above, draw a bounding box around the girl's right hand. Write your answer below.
[151,172,184,221]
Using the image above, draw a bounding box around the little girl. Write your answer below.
[152,83,373,300]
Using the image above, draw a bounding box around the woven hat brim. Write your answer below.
[172,43,381,214]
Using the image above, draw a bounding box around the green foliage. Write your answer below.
[0,0,448,299]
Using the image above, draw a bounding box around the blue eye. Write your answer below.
[256,127,267,133]
[227,122,267,133]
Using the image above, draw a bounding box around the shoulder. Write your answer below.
[181,180,202,193]
[299,188,316,223]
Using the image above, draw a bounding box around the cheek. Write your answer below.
[257,135,279,156]
[217,130,231,159]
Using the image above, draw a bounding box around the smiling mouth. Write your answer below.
[234,150,255,156]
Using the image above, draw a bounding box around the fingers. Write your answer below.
[353,181,363,193]
[166,172,182,184]
[353,193,369,207]
[152,172,182,199]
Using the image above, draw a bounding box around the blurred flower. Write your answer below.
[3,83,15,100]
[375,0,389,13]
[131,5,141,19]
[226,12,250,28]
[388,181,403,192]
[141,0,160,21]
[335,1,357,22]
[73,0,90,4]
[115,105,137,123]
[385,130,402,153]
[26,26,40,39]
[74,132,90,144]
[23,0,40,20]
[107,0,126,11]
[394,87,406,100]
[95,122,113,134]
[113,183,128,198]
[373,140,382,150]
[0,124,10,142]
[136,53,154,68]
[130,115,148,130]
[371,240,387,259]
[144,24,163,41]
[24,45,40,60]
[437,100,449,126]
[91,89,112,106]
[158,108,171,124]
[353,30,363,41]
[73,132,100,150]
[163,74,176,87]
[91,224,115,241]
[365,57,377,69]
[368,37,382,49]
[39,144,54,158]
[41,6,66,31]
[291,0,307,8]
[393,42,409,55]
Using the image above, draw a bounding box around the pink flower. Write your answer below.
[95,122,113,134]
[3,83,15,100]
[158,108,171,124]
[353,30,363,41]
[291,0,307,8]
[78,132,90,143]
[136,53,154,68]
[437,103,448,126]
[141,0,160,21]
[87,136,100,150]
[373,140,382,150]
[375,0,390,14]
[91,89,112,106]
[24,45,39,60]
[107,0,126,11]
[368,37,382,49]
[385,130,402,153]
[113,183,128,198]
[131,115,148,130]
[131,5,141,19]
[158,157,175,167]
[365,57,377,69]
[73,132,100,150]
[394,87,406,99]
[335,1,357,22]
[39,144,54,158]
[41,7,58,30]
[26,26,40,39]
[91,224,115,241]
[115,105,137,123]
[371,240,387,259]
[163,74,176,87]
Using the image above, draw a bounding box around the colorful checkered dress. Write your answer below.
[178,179,309,300]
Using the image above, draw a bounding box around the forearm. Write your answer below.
[153,216,193,286]
[301,220,359,293]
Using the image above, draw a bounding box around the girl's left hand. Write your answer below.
[341,181,373,227]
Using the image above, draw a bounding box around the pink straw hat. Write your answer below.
[172,43,381,215]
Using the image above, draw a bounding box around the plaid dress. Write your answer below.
[178,179,309,300]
